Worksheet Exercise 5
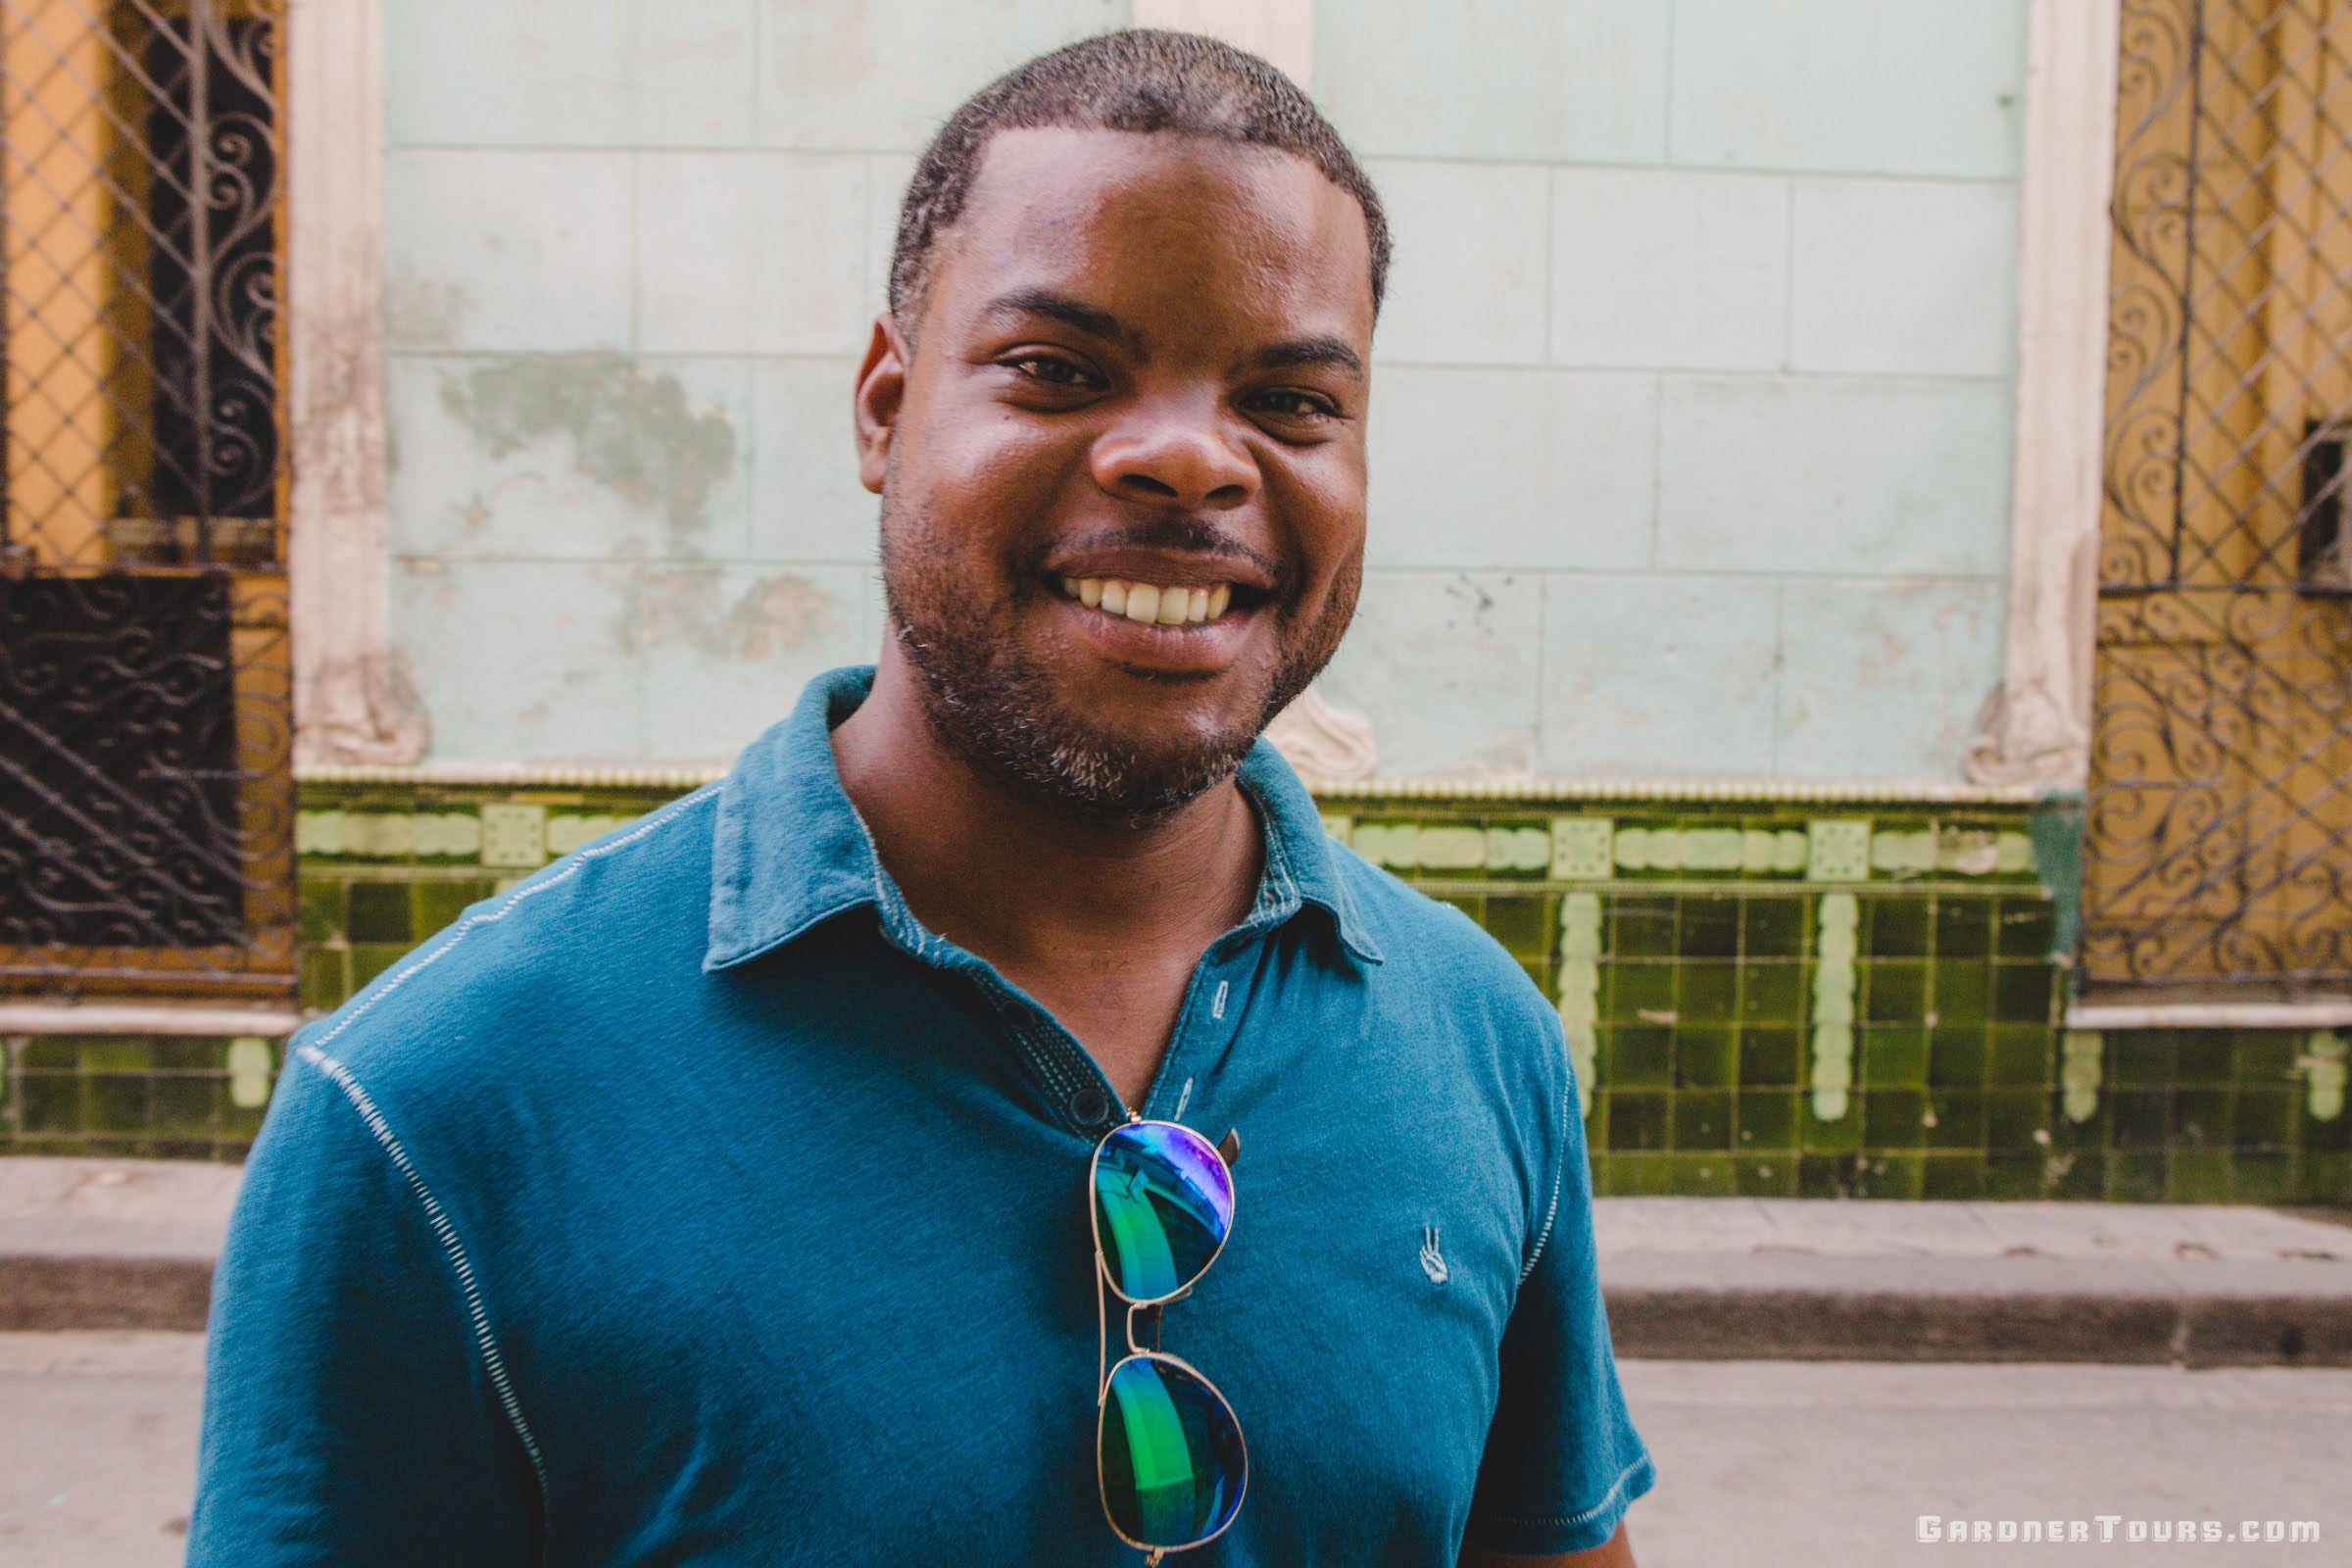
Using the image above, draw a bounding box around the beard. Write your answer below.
[876,484,1359,827]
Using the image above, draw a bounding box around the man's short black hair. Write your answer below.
[889,28,1390,334]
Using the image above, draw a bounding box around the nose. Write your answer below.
[1090,395,1257,512]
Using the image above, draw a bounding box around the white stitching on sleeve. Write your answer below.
[1518,1078,1567,1286]
[296,1044,549,1497]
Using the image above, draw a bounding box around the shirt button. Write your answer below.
[1069,1085,1110,1128]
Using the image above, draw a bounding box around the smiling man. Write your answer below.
[191,29,1649,1568]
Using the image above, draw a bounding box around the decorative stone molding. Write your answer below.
[286,0,427,765]
[1128,0,1313,83]
[1964,0,2123,792]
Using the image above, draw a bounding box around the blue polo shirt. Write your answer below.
[192,663,1651,1565]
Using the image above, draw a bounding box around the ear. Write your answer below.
[854,314,910,495]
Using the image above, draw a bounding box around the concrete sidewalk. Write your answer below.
[4,1159,2349,1364]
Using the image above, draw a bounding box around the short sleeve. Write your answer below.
[187,1046,542,1566]
[1464,1051,1655,1557]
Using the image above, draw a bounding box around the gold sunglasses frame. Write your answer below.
[1089,1115,1249,1565]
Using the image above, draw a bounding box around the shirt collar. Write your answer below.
[704,663,1382,973]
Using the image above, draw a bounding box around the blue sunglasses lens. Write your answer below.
[1092,1121,1234,1304]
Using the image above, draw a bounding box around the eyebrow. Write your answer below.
[980,288,1364,379]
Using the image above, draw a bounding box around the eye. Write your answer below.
[1247,388,1342,422]
[1004,354,1102,390]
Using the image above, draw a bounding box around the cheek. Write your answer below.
[907,402,1089,539]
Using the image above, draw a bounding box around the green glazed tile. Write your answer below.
[2228,1152,2297,1204]
[2110,1089,2170,1149]
[2231,1031,2298,1084]
[148,1138,221,1162]
[1925,1089,1985,1150]
[346,881,415,945]
[1797,1153,1852,1199]
[1935,899,1992,958]
[85,1077,148,1132]
[1740,898,1806,958]
[17,1077,78,1133]
[1800,1099,1863,1152]
[1681,961,1739,1024]
[1607,1026,1673,1089]
[78,1040,150,1073]
[1436,893,1485,925]
[2171,1089,2230,1148]
[1858,1153,1925,1200]
[2303,1152,2351,1203]
[1739,1027,1802,1088]
[1483,895,1550,959]
[151,1039,220,1071]
[1987,1027,2054,1086]
[1991,963,2056,1025]
[1683,896,1740,957]
[1984,1152,2044,1200]
[1610,897,1677,958]
[298,877,346,944]
[2048,1089,2109,1150]
[2167,1149,2231,1202]
[2302,1102,2352,1152]
[1933,961,1989,1026]
[1740,963,1804,1025]
[1864,898,1931,957]
[2109,1031,2180,1086]
[1583,1094,1610,1151]
[350,944,411,990]
[1735,1157,1797,1196]
[299,950,349,1012]
[1736,1090,1798,1151]
[1922,1154,1986,1200]
[2108,1151,2169,1201]
[1613,1153,1679,1196]
[2234,1088,2294,1149]
[21,1039,74,1070]
[1604,963,1676,1024]
[1864,1089,1929,1149]
[415,878,494,941]
[2047,1152,2104,1200]
[1928,1029,1986,1088]
[1675,1027,1737,1089]
[150,1076,220,1132]
[1984,1089,2047,1152]
[1584,1154,1617,1198]
[1861,1027,1929,1088]
[1864,962,1928,1023]
[1607,1092,1668,1152]
[1671,1090,1735,1151]
[2175,1032,2235,1085]
[1995,899,2054,958]
[1671,1155,1738,1196]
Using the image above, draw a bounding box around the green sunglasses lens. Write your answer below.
[1099,1353,1247,1550]
[1093,1121,1234,1304]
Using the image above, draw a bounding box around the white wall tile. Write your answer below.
[635,564,880,760]
[758,0,1125,150]
[1316,569,1544,775]
[384,152,634,353]
[1367,161,1549,365]
[1536,573,1780,776]
[386,0,758,148]
[1367,368,1654,570]
[635,152,874,355]
[1548,168,1788,370]
[1774,577,2007,778]
[1315,0,1670,164]
[388,355,754,564]
[1789,177,2018,376]
[1655,377,2013,577]
[1670,0,2027,177]
[748,358,880,564]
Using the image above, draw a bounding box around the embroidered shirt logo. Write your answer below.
[1419,1224,1448,1285]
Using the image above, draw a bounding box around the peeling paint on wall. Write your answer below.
[439,354,738,538]
[618,564,834,661]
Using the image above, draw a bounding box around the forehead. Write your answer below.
[925,125,1375,343]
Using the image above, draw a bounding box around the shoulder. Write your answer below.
[1327,839,1557,1023]
[293,784,724,1100]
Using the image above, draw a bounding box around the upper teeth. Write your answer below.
[1060,577,1233,625]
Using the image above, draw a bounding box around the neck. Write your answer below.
[827,641,1264,972]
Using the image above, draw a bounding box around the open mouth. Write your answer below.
[1055,575,1255,627]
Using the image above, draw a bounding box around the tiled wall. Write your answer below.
[380,0,2028,784]
[8,781,2343,1204]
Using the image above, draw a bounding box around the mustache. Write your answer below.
[1022,516,1290,596]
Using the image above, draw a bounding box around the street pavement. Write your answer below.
[5,1333,2348,1567]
